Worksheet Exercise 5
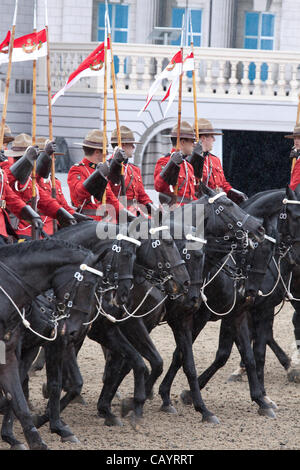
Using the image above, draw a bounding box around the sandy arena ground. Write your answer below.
[1,302,300,451]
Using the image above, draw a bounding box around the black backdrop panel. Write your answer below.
[222,130,292,197]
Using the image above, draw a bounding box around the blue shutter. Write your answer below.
[114,5,129,30]
[171,8,184,45]
[245,12,259,37]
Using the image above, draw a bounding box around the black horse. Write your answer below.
[30,219,190,434]
[165,186,300,420]
[226,187,300,394]
[90,188,267,425]
[0,221,140,447]
[0,239,102,450]
[94,224,205,427]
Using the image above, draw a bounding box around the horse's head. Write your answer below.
[133,221,190,297]
[51,249,103,339]
[173,231,205,310]
[99,234,138,307]
[202,187,265,244]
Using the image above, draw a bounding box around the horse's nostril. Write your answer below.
[184,280,190,287]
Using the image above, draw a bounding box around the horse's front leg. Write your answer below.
[35,337,79,443]
[159,309,208,413]
[168,312,219,423]
[120,318,163,399]
[0,351,48,450]
[235,310,276,418]
[90,321,147,430]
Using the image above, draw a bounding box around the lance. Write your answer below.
[101,11,109,206]
[174,14,185,197]
[45,0,57,232]
[291,93,300,174]
[189,10,199,142]
[31,0,38,239]
[105,3,126,196]
[0,0,18,150]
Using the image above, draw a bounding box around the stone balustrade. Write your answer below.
[37,42,300,101]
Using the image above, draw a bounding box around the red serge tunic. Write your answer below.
[108,159,152,214]
[202,153,232,194]
[154,149,197,204]
[290,158,300,190]
[37,176,75,235]
[0,167,27,237]
[4,166,62,237]
[67,157,124,221]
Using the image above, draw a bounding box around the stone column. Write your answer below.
[210,0,236,48]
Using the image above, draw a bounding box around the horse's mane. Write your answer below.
[0,238,91,259]
[241,189,286,218]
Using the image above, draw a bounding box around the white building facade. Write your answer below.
[1,0,300,194]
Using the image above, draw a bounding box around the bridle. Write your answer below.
[0,254,103,340]
[98,235,140,295]
[208,192,253,245]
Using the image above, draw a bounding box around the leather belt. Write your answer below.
[0,200,6,209]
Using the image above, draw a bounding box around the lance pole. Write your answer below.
[174,14,185,197]
[190,10,199,142]
[45,0,57,232]
[31,0,39,239]
[105,2,125,195]
[0,0,18,150]
[101,11,109,205]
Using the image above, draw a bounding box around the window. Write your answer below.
[244,12,275,81]
[97,3,129,74]
[97,3,129,43]
[171,8,202,47]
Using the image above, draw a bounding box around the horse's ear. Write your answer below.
[286,184,297,201]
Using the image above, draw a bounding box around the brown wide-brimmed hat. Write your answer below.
[111,125,141,145]
[167,121,196,140]
[284,125,300,139]
[4,133,32,157]
[197,118,223,136]
[74,129,107,150]
[3,124,14,144]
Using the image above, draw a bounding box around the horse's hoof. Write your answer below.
[227,367,246,382]
[71,394,87,406]
[128,412,143,432]
[121,397,134,418]
[264,396,278,410]
[202,414,220,424]
[160,404,178,414]
[61,434,80,444]
[30,441,48,450]
[11,443,28,450]
[104,415,123,427]
[180,390,193,406]
[42,383,49,399]
[258,407,276,419]
[287,367,300,383]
